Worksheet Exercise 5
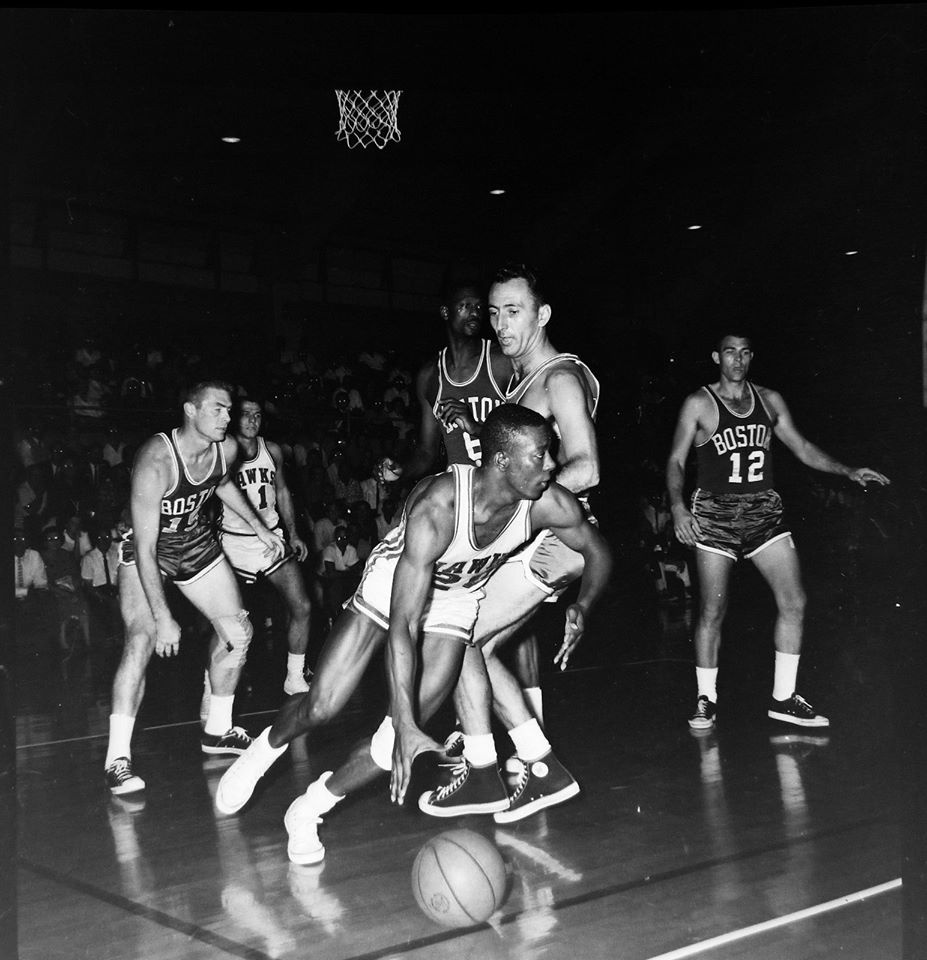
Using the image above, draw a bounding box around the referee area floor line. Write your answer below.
[642,878,902,960]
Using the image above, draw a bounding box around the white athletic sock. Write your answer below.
[205,694,234,736]
[105,714,136,767]
[462,733,497,768]
[523,686,544,726]
[304,771,345,813]
[696,666,718,703]
[286,652,305,679]
[773,652,800,701]
[508,718,551,763]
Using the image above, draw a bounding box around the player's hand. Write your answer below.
[288,533,309,562]
[671,503,701,547]
[154,617,182,658]
[435,399,477,435]
[848,467,891,488]
[554,603,586,671]
[256,527,285,559]
[390,721,444,806]
[375,456,402,484]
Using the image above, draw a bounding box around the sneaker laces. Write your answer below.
[108,758,132,782]
[790,694,814,716]
[432,760,469,801]
[507,759,531,804]
[694,698,711,717]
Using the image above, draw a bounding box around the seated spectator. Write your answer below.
[375,496,402,543]
[62,514,93,558]
[102,425,126,467]
[15,463,50,533]
[14,529,47,600]
[320,525,360,624]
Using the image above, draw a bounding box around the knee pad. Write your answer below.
[211,610,253,668]
[369,716,394,771]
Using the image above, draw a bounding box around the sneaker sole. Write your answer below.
[767,710,830,727]
[215,777,259,815]
[201,744,251,756]
[417,791,510,817]
[108,778,145,796]
[284,811,325,864]
[687,716,716,730]
[493,781,580,824]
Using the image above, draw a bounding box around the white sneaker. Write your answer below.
[215,727,286,815]
[284,794,325,865]
[283,673,311,696]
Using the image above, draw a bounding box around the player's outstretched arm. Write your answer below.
[766,390,891,487]
[387,489,452,805]
[268,440,308,561]
[381,362,442,483]
[534,485,613,670]
[666,393,704,546]
[130,438,180,657]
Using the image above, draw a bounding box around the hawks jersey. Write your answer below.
[222,437,280,535]
[695,382,775,493]
[359,463,534,599]
[433,339,505,466]
[156,429,227,535]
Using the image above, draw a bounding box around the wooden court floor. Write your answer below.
[12,532,920,960]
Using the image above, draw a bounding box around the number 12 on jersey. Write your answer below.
[728,450,765,483]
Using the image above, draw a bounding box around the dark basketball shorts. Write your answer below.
[690,488,791,561]
[118,524,225,585]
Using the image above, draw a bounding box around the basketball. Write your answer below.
[411,829,509,928]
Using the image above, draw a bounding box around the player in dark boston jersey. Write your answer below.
[104,381,285,795]
[666,334,890,730]
[376,279,510,480]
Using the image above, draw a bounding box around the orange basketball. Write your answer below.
[411,829,509,927]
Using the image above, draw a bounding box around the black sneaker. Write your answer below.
[418,759,509,817]
[493,751,580,824]
[201,726,254,756]
[105,756,146,795]
[688,695,717,730]
[768,693,829,728]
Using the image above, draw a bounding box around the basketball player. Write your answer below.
[220,397,312,695]
[418,262,602,821]
[666,333,890,730]
[104,381,285,795]
[213,405,611,865]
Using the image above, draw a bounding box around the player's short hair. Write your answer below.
[183,379,234,407]
[490,262,547,307]
[440,277,483,309]
[480,404,551,463]
[713,330,754,353]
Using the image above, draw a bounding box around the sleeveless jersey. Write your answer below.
[222,437,280,534]
[362,463,533,598]
[157,429,227,535]
[505,353,600,504]
[433,339,505,466]
[695,382,775,493]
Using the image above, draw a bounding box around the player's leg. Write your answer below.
[689,548,734,729]
[179,558,254,753]
[105,563,157,793]
[266,559,313,694]
[750,537,827,726]
[214,608,386,816]
[508,631,542,723]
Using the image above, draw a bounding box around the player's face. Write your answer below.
[713,337,753,382]
[488,279,548,359]
[192,388,232,442]
[237,402,263,439]
[447,287,484,338]
[505,426,556,500]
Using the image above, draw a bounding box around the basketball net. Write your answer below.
[335,90,402,149]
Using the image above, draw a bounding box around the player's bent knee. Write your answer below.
[369,716,394,771]
[211,610,253,667]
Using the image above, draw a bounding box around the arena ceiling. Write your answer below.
[6,9,925,337]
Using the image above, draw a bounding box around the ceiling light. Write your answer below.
[687,224,702,230]
[221,136,241,144]
[489,188,506,196]
[844,249,859,256]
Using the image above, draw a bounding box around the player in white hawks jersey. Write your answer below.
[221,398,312,696]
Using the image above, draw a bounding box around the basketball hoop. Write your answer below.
[335,90,402,149]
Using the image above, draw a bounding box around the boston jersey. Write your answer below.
[695,382,775,493]
[222,437,280,534]
[156,429,227,535]
[433,339,505,466]
[360,463,533,599]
